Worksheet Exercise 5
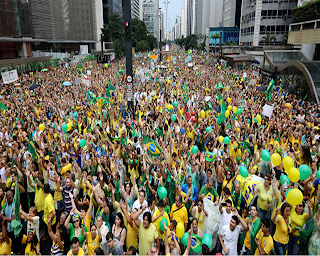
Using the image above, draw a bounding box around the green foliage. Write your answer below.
[135,40,149,52]
[175,37,184,48]
[101,15,157,56]
[63,57,69,62]
[292,0,320,23]
[260,33,276,45]
[174,34,207,51]
[211,32,220,44]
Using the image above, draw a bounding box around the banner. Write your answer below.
[203,198,220,251]
[81,74,90,86]
[2,70,18,84]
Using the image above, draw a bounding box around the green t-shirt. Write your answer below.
[68,223,88,248]
[199,185,218,202]
[188,167,199,190]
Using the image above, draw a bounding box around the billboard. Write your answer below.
[209,27,240,45]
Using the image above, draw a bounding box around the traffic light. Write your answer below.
[125,21,130,39]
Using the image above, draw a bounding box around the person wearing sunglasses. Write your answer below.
[65,209,88,248]
[288,199,313,255]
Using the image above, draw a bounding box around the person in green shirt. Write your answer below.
[199,178,219,205]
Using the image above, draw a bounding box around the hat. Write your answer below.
[314,178,320,187]
[72,212,80,221]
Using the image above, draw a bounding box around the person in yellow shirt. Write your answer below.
[27,172,45,215]
[81,221,102,256]
[67,237,85,256]
[60,158,72,179]
[254,219,274,255]
[0,219,11,255]
[43,183,56,225]
[272,202,292,255]
[21,230,40,255]
[191,199,208,231]
[152,200,170,240]
[170,195,189,232]
[288,200,313,254]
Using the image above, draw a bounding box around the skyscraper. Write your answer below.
[240,0,297,46]
[131,0,140,19]
[140,0,159,38]
[223,0,242,27]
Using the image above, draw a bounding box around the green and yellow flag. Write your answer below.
[106,84,115,98]
[217,91,226,124]
[0,102,7,110]
[143,136,162,156]
[206,151,217,162]
[28,141,39,162]
[75,63,85,76]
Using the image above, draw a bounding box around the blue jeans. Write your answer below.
[257,205,268,220]
[215,235,222,253]
[244,246,251,255]
[274,241,287,255]
[288,235,300,255]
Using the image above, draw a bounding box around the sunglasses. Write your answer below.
[74,219,80,223]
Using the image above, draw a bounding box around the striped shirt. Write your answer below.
[63,185,73,212]
[51,241,64,256]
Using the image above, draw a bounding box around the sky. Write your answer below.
[159,0,184,33]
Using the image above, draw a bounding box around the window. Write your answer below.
[261,10,267,16]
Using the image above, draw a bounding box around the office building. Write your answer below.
[196,0,224,35]
[140,0,159,38]
[0,0,104,58]
[223,0,242,27]
[131,0,140,19]
[159,8,164,40]
[102,0,123,25]
[181,7,185,38]
[240,0,297,46]
[184,0,197,36]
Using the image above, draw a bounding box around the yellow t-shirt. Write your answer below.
[138,223,158,256]
[153,209,170,240]
[44,194,56,225]
[61,163,72,179]
[34,185,45,212]
[254,229,274,255]
[273,215,292,244]
[222,177,233,193]
[290,207,307,236]
[244,217,258,250]
[125,213,138,249]
[67,247,85,256]
[257,183,273,211]
[170,203,188,224]
[86,232,100,256]
[54,182,63,202]
[22,235,37,255]
[192,206,205,231]
[0,238,11,255]
[229,141,238,159]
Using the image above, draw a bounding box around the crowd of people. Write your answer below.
[0,45,319,255]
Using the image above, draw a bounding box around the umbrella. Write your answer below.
[250,60,260,64]
[41,68,48,72]
[62,81,72,86]
[257,86,267,92]
[29,84,40,90]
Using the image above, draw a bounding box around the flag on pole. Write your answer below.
[266,79,274,102]
[106,84,115,97]
[28,141,39,162]
[206,151,217,162]
[217,91,226,124]
[142,136,162,156]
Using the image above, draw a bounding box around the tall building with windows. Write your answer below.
[240,0,297,46]
[140,0,159,38]
[0,0,104,58]
[223,0,242,27]
[131,0,140,19]
[184,0,197,36]
[102,0,123,24]
[159,8,164,40]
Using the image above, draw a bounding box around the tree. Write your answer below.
[102,14,124,42]
[135,40,149,52]
[147,34,157,51]
[211,32,220,55]
[260,33,276,45]
[131,18,148,48]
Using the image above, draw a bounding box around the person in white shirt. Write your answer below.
[19,206,40,241]
[219,208,248,256]
[131,188,148,221]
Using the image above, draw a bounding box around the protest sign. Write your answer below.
[262,104,273,118]
[2,70,18,84]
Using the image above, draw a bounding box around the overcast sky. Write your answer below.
[159,0,184,32]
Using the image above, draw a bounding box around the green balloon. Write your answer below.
[317,171,320,179]
[247,119,251,124]
[261,149,271,162]
[237,108,242,115]
[180,232,189,246]
[205,127,212,133]
[202,233,213,248]
[239,165,248,177]
[62,124,68,132]
[158,186,167,199]
[285,188,292,199]
[192,145,199,154]
[299,164,311,180]
[280,174,290,185]
[160,218,168,232]
[171,114,176,122]
[174,101,178,107]
[223,137,230,144]
[254,117,258,123]
[79,139,86,148]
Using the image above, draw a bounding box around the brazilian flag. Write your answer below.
[0,102,7,110]
[217,91,226,124]
[190,234,202,253]
[97,97,108,106]
[142,136,162,156]
[28,141,39,162]
[206,151,216,162]
[75,63,85,76]
[106,83,115,97]
[88,91,97,104]
[182,94,189,103]
[182,84,188,92]
[107,132,120,144]
[155,128,163,137]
